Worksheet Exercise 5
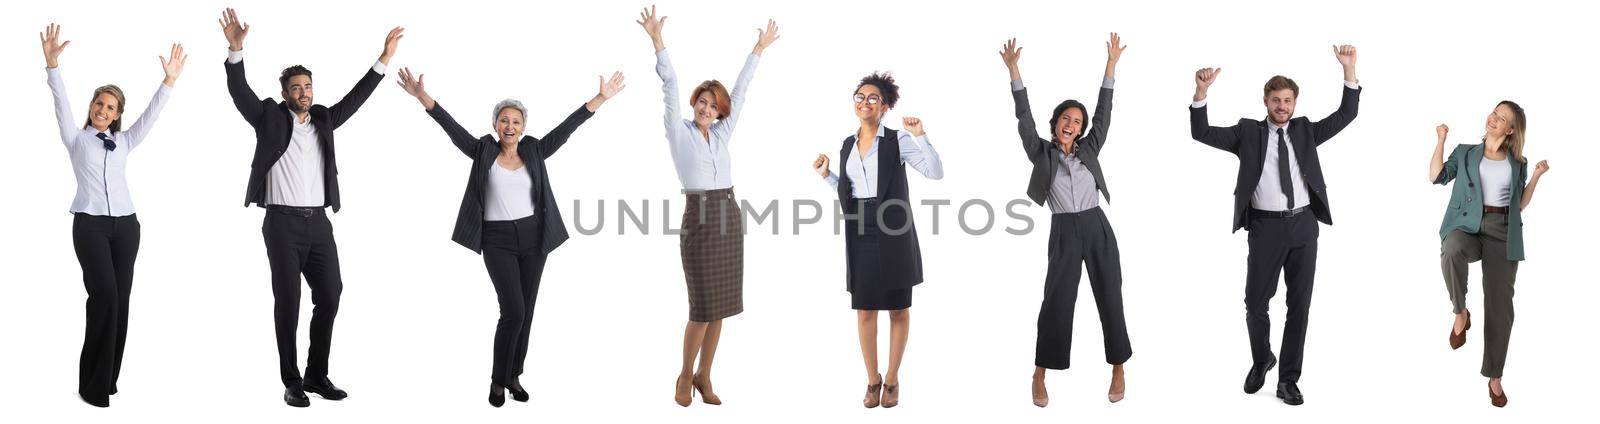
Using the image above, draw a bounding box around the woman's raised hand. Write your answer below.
[160,43,188,86]
[637,5,667,51]
[587,71,627,112]
[999,38,1021,81]
[396,67,435,110]
[40,23,69,68]
[753,19,780,55]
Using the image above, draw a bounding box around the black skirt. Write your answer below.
[847,198,912,310]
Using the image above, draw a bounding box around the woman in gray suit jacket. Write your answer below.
[1429,101,1549,407]
[1000,33,1130,407]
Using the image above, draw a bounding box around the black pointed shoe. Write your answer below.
[303,377,348,401]
[1276,382,1304,406]
[1243,354,1277,394]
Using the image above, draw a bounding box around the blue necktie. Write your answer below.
[96,133,117,152]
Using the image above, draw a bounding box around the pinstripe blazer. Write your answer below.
[424,103,594,254]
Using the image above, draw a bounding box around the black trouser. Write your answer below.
[262,206,343,388]
[72,213,140,404]
[1035,208,1131,370]
[1244,209,1319,384]
[481,215,548,386]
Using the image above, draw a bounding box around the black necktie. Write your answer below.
[1276,128,1294,209]
[96,133,117,152]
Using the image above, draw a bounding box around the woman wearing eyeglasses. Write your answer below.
[636,6,779,407]
[41,24,186,407]
[1430,101,1548,407]
[812,72,943,408]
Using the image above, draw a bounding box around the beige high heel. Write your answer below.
[1109,365,1126,403]
[692,374,722,405]
[1032,376,1049,407]
[674,375,693,407]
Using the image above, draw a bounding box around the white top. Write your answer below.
[48,67,172,217]
[1479,155,1513,208]
[228,50,385,207]
[824,125,944,198]
[265,110,327,207]
[1251,122,1311,211]
[484,164,535,221]
[656,49,760,190]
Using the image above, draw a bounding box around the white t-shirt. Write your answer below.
[485,164,535,221]
[1479,156,1513,208]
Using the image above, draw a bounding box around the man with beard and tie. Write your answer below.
[1186,45,1360,406]
[218,8,402,407]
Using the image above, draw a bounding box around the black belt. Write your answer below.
[267,204,326,218]
[1249,206,1309,219]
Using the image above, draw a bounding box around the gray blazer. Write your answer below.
[1012,86,1113,206]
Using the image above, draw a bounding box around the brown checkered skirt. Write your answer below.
[680,188,744,322]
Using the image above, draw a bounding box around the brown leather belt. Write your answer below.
[1483,205,1508,214]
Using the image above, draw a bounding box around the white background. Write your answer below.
[1,0,1594,422]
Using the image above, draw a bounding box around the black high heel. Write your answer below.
[489,384,506,408]
[509,380,529,403]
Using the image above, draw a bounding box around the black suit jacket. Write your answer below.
[225,59,384,212]
[1013,86,1114,205]
[837,128,923,290]
[426,103,594,255]
[1189,85,1361,232]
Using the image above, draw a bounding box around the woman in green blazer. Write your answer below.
[1428,100,1549,408]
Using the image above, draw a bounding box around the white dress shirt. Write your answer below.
[226,50,385,207]
[484,164,536,221]
[49,66,172,217]
[824,125,944,198]
[1479,155,1513,207]
[1252,121,1312,211]
[656,49,760,191]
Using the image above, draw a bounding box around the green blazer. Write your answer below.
[1434,143,1526,260]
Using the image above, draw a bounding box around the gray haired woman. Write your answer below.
[396,67,625,407]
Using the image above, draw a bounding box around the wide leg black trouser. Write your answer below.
[481,216,548,386]
[262,208,343,388]
[1035,207,1131,370]
[72,213,140,404]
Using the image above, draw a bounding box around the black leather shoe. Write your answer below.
[1276,382,1304,406]
[284,386,311,408]
[508,380,529,403]
[489,385,506,408]
[1243,355,1277,394]
[303,377,348,400]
